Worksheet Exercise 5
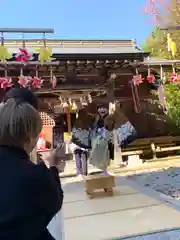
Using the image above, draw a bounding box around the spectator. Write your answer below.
[0,89,64,240]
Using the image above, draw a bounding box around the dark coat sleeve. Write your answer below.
[26,162,63,229]
[71,135,91,149]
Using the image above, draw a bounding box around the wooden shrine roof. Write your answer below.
[3,39,149,60]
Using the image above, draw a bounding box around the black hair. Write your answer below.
[3,87,38,110]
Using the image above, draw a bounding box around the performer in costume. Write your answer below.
[106,102,137,149]
[90,102,137,174]
[72,102,137,176]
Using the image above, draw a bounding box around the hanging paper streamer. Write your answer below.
[36,47,55,65]
[0,77,12,89]
[171,41,177,58]
[0,37,12,62]
[71,101,77,111]
[16,48,33,64]
[158,83,167,114]
[80,96,88,106]
[167,33,172,52]
[158,65,167,114]
[88,93,92,103]
[32,77,43,89]
[167,34,177,58]
[68,98,72,106]
[52,75,57,88]
[162,72,167,84]
[62,100,69,109]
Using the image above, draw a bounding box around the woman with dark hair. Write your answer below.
[0,87,64,240]
[3,87,39,110]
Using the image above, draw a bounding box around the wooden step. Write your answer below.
[84,174,115,199]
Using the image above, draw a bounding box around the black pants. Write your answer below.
[108,142,114,160]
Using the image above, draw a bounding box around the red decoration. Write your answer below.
[147,74,155,84]
[52,75,57,88]
[32,77,43,89]
[16,48,33,64]
[37,133,47,150]
[170,73,180,83]
[18,76,32,87]
[0,77,12,89]
[133,75,144,85]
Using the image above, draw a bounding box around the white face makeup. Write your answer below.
[98,107,108,117]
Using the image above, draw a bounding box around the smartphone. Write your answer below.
[54,143,68,162]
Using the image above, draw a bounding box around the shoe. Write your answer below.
[76,174,83,181]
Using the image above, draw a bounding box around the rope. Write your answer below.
[130,80,141,113]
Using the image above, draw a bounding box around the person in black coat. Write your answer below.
[0,88,64,240]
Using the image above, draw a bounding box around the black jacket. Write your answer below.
[0,146,63,240]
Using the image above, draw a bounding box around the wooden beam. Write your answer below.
[160,26,180,31]
[35,84,106,94]
[0,61,60,66]
[0,28,54,34]
[142,59,180,66]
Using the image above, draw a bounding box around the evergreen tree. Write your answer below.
[142,27,169,58]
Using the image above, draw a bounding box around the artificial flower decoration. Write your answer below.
[147,74,155,84]
[16,48,33,65]
[36,47,55,65]
[32,77,43,89]
[0,77,12,89]
[169,73,180,83]
[18,75,31,87]
[52,75,57,88]
[162,73,167,84]
[0,45,12,62]
[133,74,144,85]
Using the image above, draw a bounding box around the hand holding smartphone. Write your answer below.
[47,144,66,173]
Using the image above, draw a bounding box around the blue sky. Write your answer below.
[1,0,154,45]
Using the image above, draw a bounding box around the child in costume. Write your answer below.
[71,109,91,177]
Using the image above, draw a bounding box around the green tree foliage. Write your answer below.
[142,0,180,129]
[142,27,170,58]
[164,84,180,128]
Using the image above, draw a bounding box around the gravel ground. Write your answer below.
[124,229,180,239]
[123,166,180,239]
[126,167,180,200]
